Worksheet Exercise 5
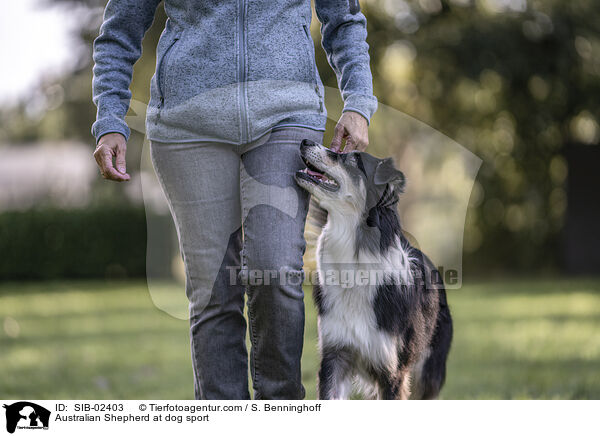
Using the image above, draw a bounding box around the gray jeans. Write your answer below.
[150,127,324,400]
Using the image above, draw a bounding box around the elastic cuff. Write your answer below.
[92,117,131,144]
[342,94,378,125]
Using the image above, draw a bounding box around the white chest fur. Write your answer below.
[315,220,411,371]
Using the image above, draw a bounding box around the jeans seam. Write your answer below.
[246,287,260,397]
[240,169,261,397]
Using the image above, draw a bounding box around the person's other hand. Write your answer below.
[93,133,131,182]
[330,111,369,153]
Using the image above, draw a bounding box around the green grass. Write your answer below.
[1,278,599,399]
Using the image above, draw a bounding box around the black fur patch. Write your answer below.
[356,153,367,177]
[359,173,404,255]
[373,281,415,335]
[312,281,327,316]
[366,204,403,253]
[420,291,453,399]
[318,346,354,399]
[318,347,337,390]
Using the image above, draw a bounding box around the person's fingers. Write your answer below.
[335,111,369,152]
[343,137,358,153]
[354,135,369,152]
[101,151,123,181]
[330,123,346,152]
[93,133,130,182]
[94,146,129,182]
[115,143,127,175]
[93,145,103,165]
[103,164,130,181]
[343,129,369,153]
[93,146,107,175]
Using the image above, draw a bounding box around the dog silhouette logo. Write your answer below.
[2,402,50,434]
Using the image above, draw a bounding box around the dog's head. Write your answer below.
[295,139,405,218]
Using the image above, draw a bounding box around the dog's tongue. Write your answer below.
[306,168,326,180]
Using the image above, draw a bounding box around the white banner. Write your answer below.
[0,400,597,435]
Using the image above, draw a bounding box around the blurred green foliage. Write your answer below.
[0,0,599,273]
[0,207,152,279]
[363,0,599,272]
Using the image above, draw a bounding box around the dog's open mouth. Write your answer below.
[297,157,339,191]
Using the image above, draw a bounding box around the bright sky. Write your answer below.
[0,0,78,105]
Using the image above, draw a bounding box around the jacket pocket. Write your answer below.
[302,24,323,110]
[157,36,181,101]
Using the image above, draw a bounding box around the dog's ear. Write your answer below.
[374,158,405,192]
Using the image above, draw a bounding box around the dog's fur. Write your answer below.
[295,140,453,400]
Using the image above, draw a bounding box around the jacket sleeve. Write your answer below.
[91,0,161,143]
[314,0,378,124]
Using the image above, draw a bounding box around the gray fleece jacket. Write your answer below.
[92,0,378,144]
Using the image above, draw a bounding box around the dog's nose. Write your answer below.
[301,139,316,147]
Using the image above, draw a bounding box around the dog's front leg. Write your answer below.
[373,368,409,400]
[317,346,354,400]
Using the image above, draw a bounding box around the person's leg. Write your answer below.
[150,141,249,399]
[239,127,325,399]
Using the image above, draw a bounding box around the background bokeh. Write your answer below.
[1,0,599,399]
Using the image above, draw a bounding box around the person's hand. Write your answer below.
[330,111,369,153]
[93,133,131,182]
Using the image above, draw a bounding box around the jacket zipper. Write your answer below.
[156,36,179,124]
[238,0,249,142]
[303,24,324,113]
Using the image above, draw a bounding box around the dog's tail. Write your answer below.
[415,287,453,399]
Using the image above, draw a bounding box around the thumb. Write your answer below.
[330,124,345,152]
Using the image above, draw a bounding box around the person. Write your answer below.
[91,0,377,400]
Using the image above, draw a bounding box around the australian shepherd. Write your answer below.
[295,139,453,400]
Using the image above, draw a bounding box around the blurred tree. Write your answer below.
[362,0,599,272]
[1,0,598,272]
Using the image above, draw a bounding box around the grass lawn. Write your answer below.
[1,278,599,399]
